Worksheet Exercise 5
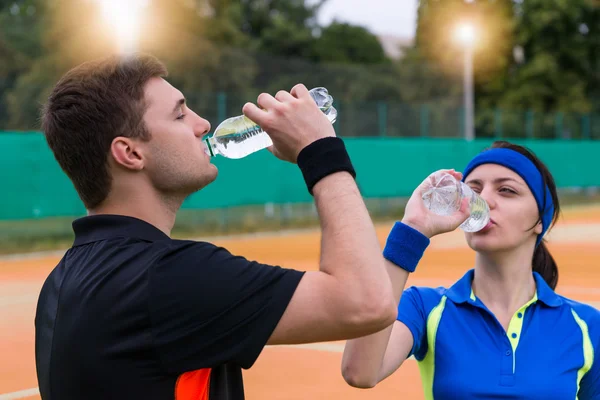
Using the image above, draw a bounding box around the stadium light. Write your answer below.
[455,24,476,47]
[455,23,476,141]
[97,0,149,54]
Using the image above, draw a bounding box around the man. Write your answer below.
[35,53,397,400]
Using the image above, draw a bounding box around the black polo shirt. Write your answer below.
[35,214,304,400]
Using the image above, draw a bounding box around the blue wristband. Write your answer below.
[383,222,430,272]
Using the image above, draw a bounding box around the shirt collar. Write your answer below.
[72,214,170,246]
[532,270,563,307]
[446,269,563,308]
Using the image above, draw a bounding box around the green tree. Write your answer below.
[238,0,324,58]
[499,0,599,113]
[394,47,461,106]
[1,0,258,128]
[140,0,257,98]
[0,0,47,129]
[415,0,515,95]
[2,0,125,129]
[312,22,388,65]
[412,0,598,138]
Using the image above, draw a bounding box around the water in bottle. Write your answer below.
[204,87,338,159]
[421,172,490,232]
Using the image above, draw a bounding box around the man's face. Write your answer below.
[140,77,217,196]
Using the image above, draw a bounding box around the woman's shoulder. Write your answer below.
[559,296,600,327]
[559,297,600,358]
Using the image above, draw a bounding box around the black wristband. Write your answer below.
[297,137,356,195]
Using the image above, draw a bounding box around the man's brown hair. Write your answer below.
[41,53,168,209]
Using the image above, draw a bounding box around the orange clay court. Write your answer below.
[1,205,599,400]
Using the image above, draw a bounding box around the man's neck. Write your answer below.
[90,187,183,237]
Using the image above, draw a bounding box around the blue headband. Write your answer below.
[462,148,554,247]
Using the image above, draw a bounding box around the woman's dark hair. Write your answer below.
[488,141,561,290]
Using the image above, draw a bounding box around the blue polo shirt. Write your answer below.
[397,269,600,400]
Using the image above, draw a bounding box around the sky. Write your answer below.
[312,0,419,39]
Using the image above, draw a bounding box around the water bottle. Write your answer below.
[421,172,490,232]
[204,87,338,159]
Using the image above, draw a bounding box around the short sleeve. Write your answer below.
[396,286,429,361]
[579,326,600,400]
[148,240,304,373]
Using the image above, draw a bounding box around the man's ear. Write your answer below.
[110,137,144,171]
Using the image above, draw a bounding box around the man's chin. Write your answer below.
[207,165,218,182]
[194,168,219,192]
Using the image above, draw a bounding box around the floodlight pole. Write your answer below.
[463,43,475,141]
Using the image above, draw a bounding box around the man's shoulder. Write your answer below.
[152,238,234,267]
[148,238,261,287]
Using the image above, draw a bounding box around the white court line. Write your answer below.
[0,250,66,262]
[2,219,599,262]
[0,219,598,398]
[0,226,327,262]
[3,294,600,400]
[0,294,39,308]
[0,388,39,400]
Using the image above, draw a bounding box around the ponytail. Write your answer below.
[532,241,558,290]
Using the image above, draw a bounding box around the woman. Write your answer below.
[342,141,599,399]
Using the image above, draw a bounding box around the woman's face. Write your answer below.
[463,164,543,253]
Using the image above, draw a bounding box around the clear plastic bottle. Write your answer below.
[421,172,490,232]
[204,87,338,159]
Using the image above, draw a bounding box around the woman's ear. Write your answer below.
[534,219,543,235]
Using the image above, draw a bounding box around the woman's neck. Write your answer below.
[472,248,537,316]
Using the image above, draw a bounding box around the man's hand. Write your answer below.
[242,84,335,163]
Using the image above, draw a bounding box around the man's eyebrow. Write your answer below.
[172,98,185,114]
